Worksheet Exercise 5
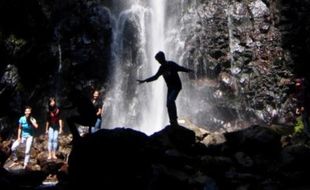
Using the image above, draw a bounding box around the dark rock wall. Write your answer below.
[0,0,113,132]
[171,0,303,128]
[277,0,310,79]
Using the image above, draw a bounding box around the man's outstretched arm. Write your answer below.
[137,68,162,84]
[177,64,193,73]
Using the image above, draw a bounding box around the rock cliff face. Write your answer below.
[0,0,113,131]
[165,0,297,130]
[0,0,309,132]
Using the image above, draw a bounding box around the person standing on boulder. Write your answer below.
[45,97,63,160]
[11,106,39,169]
[90,89,103,133]
[137,51,193,126]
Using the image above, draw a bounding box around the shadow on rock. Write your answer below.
[68,128,152,190]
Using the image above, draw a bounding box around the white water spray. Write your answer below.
[55,43,63,100]
[104,1,167,135]
[142,0,166,133]
[57,44,62,73]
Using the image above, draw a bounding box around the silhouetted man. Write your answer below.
[138,51,192,126]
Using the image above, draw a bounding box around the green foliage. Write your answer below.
[294,116,304,134]
[7,35,25,46]
[5,35,26,55]
[16,82,24,92]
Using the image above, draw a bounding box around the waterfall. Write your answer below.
[57,44,62,73]
[104,1,167,135]
[144,0,166,132]
[101,0,262,133]
[54,43,63,100]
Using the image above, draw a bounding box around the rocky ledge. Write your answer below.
[1,124,310,190]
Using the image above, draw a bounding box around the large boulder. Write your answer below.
[68,128,151,189]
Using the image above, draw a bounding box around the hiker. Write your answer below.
[90,89,103,133]
[137,51,193,126]
[11,106,39,169]
[45,97,63,160]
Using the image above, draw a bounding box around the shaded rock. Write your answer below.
[150,125,196,154]
[0,167,18,190]
[0,140,11,167]
[280,144,310,171]
[223,125,281,155]
[0,169,48,190]
[68,128,151,189]
[200,155,233,176]
[234,152,254,168]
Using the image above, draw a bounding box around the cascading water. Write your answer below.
[143,0,166,133]
[57,44,62,73]
[101,0,270,134]
[54,43,63,100]
[103,1,167,135]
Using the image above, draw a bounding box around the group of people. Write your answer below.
[10,89,103,169]
[11,50,310,170]
[10,51,192,169]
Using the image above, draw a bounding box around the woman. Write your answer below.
[45,97,63,160]
[11,106,39,169]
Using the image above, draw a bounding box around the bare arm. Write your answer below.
[17,125,22,141]
[97,107,102,116]
[30,117,39,128]
[176,64,193,73]
[45,121,49,134]
[59,119,63,134]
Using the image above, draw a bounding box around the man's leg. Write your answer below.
[167,89,180,125]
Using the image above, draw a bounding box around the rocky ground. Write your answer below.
[1,123,310,190]
[0,132,72,189]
